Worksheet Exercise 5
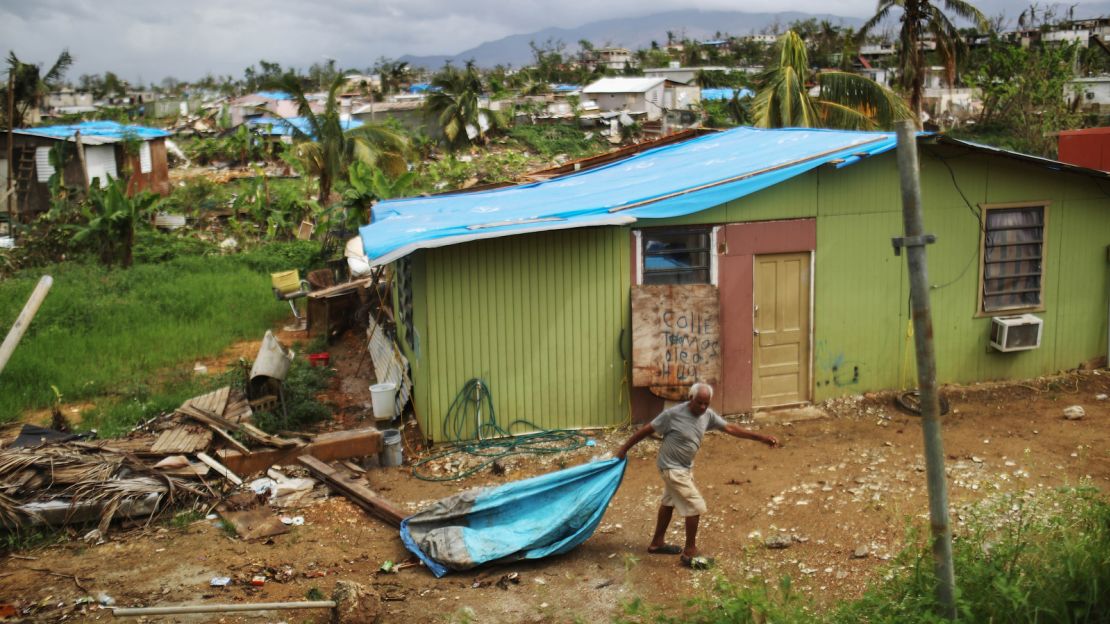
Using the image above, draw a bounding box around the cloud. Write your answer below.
[0,0,1104,83]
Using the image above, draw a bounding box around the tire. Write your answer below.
[895,390,951,416]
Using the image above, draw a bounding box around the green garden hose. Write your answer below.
[410,377,592,482]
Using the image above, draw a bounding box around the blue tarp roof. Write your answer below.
[551,84,581,92]
[254,90,292,100]
[246,116,364,137]
[360,126,901,264]
[701,87,755,101]
[13,121,170,143]
[409,83,439,93]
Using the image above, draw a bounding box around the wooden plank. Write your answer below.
[216,428,383,477]
[151,426,213,454]
[180,403,297,450]
[631,284,720,388]
[179,406,251,454]
[224,389,253,424]
[196,451,243,485]
[189,386,230,416]
[298,456,405,528]
[306,277,374,300]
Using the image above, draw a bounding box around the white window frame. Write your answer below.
[635,226,718,286]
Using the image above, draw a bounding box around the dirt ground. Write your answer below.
[2,330,1109,623]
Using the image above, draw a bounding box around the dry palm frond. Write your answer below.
[65,474,204,533]
[0,490,23,530]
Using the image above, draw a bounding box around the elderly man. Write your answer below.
[615,382,778,567]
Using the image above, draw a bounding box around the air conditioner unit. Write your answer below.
[990,314,1043,352]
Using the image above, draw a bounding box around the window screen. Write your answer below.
[982,206,1044,312]
[642,228,711,285]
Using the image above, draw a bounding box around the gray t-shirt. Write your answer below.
[650,403,728,471]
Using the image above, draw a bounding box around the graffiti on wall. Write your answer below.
[814,341,865,388]
[631,284,720,387]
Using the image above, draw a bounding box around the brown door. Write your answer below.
[752,252,811,407]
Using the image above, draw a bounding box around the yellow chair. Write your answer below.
[271,270,310,328]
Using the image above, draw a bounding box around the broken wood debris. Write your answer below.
[298,456,406,527]
[217,428,383,476]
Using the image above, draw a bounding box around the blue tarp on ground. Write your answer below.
[13,120,170,142]
[359,126,900,264]
[400,458,626,577]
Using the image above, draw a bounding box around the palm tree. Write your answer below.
[275,73,409,204]
[859,0,987,122]
[425,61,502,150]
[752,31,912,130]
[3,49,73,128]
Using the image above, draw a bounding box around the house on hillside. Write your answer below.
[1067,76,1110,114]
[582,77,699,122]
[1,121,171,220]
[643,64,753,85]
[357,126,1110,441]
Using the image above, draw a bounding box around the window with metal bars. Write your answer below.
[981,206,1045,313]
[395,257,415,350]
[641,228,711,285]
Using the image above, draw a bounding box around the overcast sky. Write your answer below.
[1,0,1104,84]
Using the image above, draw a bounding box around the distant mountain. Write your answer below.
[399,9,864,70]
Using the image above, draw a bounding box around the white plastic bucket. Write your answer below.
[370,382,397,422]
[379,429,403,467]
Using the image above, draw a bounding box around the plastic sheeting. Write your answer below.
[400,458,626,577]
[359,127,900,264]
[14,120,170,144]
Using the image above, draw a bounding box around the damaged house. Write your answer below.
[357,127,1110,440]
[1,120,171,220]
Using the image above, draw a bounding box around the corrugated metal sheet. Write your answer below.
[13,121,169,145]
[414,227,630,441]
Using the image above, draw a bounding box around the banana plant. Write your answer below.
[73,177,161,268]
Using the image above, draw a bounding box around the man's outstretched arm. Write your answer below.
[615,423,655,460]
[722,423,778,447]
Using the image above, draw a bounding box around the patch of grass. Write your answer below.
[250,356,334,434]
[305,586,325,601]
[508,124,609,158]
[169,509,206,530]
[1,526,67,554]
[0,244,323,424]
[218,519,238,538]
[615,485,1110,624]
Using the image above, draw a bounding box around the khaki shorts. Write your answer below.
[659,468,707,517]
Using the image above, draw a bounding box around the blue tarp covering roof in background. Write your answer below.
[409,83,439,94]
[359,126,900,264]
[254,90,292,100]
[551,84,581,92]
[13,120,170,143]
[246,116,364,137]
[701,87,755,101]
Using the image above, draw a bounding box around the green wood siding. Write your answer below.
[412,227,630,441]
[402,146,1109,429]
[812,150,1109,401]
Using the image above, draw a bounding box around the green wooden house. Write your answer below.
[359,127,1110,442]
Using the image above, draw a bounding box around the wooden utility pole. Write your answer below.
[6,70,14,221]
[0,276,53,378]
[894,120,956,618]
